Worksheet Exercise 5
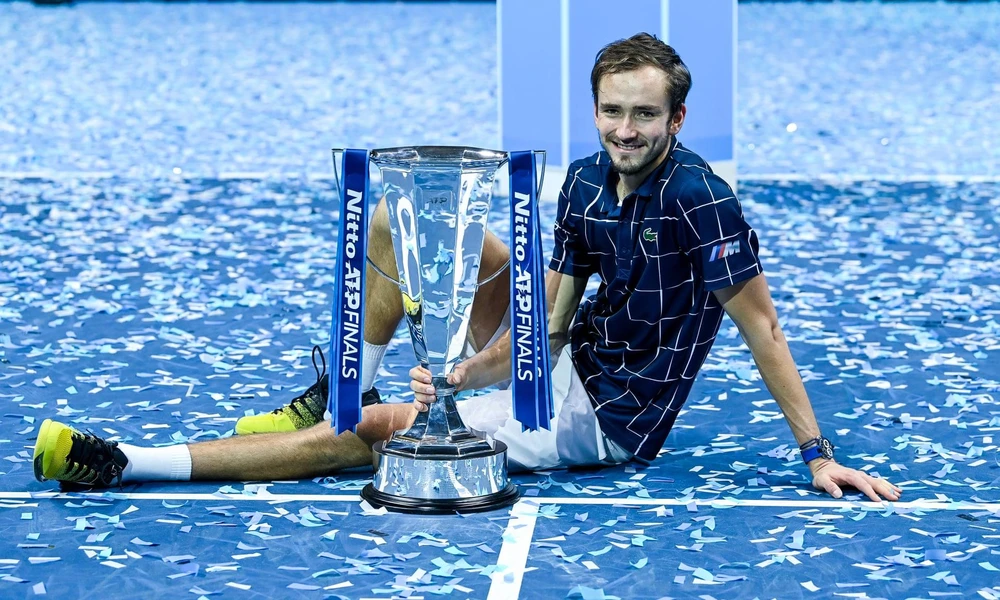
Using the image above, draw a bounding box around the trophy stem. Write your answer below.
[384,376,494,458]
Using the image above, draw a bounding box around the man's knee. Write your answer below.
[481,231,510,279]
[366,198,400,283]
[370,196,390,237]
[355,403,416,447]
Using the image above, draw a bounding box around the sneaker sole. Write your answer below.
[33,419,76,482]
[33,419,54,482]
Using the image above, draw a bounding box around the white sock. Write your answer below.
[362,342,388,392]
[119,443,192,483]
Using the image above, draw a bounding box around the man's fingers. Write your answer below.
[409,363,438,413]
[840,473,898,502]
[823,481,843,499]
[854,478,882,503]
[878,479,901,500]
[409,367,432,384]
[409,379,436,396]
[411,393,435,412]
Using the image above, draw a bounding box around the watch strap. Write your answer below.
[800,444,823,463]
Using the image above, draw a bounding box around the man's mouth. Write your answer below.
[612,141,643,152]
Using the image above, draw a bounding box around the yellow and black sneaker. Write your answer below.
[234,345,382,435]
[33,419,128,488]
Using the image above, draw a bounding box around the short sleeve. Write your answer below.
[673,174,763,291]
[549,169,597,277]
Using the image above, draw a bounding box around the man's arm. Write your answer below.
[409,269,588,401]
[713,274,821,446]
[545,268,589,358]
[714,273,901,502]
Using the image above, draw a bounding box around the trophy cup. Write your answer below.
[327,146,553,514]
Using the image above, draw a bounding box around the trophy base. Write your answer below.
[360,482,519,515]
[362,440,520,515]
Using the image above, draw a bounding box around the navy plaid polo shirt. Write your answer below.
[550,139,763,461]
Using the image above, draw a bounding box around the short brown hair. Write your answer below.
[591,32,691,115]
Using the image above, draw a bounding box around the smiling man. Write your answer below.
[34,33,900,503]
[407,33,900,502]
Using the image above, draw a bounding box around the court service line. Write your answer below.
[4,171,1000,184]
[486,499,538,600]
[741,173,1000,184]
[1,491,997,512]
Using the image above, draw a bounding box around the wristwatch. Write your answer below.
[799,436,835,464]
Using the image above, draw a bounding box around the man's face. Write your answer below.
[594,65,683,179]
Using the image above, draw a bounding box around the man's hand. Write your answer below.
[408,365,470,413]
[810,459,902,502]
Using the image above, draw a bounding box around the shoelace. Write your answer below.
[72,430,126,488]
[273,345,327,418]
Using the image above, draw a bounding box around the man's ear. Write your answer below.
[669,104,687,135]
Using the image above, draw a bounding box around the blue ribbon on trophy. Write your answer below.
[328,148,370,434]
[508,150,554,431]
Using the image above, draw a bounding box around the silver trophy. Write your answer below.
[337,146,544,514]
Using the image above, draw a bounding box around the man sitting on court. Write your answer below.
[32,33,901,504]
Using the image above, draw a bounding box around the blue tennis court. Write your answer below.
[2,2,1000,599]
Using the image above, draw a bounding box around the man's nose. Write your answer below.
[616,116,638,140]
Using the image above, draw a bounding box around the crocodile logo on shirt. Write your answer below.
[642,228,657,243]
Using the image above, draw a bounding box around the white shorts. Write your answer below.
[456,310,633,473]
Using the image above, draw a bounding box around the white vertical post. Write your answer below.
[499,0,737,193]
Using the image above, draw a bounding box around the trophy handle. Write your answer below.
[475,260,510,288]
[331,148,343,191]
[533,149,546,202]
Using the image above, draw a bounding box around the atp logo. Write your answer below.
[709,240,741,262]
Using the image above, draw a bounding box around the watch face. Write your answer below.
[819,438,835,459]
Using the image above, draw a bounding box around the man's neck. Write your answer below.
[615,163,658,202]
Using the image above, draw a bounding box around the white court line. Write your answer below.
[0,171,117,179]
[1,491,997,512]
[0,171,320,180]
[0,491,359,503]
[487,499,538,600]
[3,171,999,184]
[741,173,1000,184]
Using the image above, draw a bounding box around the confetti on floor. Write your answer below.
[2,2,999,598]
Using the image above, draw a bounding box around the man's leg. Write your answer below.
[35,403,419,486]
[455,346,631,474]
[189,403,417,481]
[467,224,511,352]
